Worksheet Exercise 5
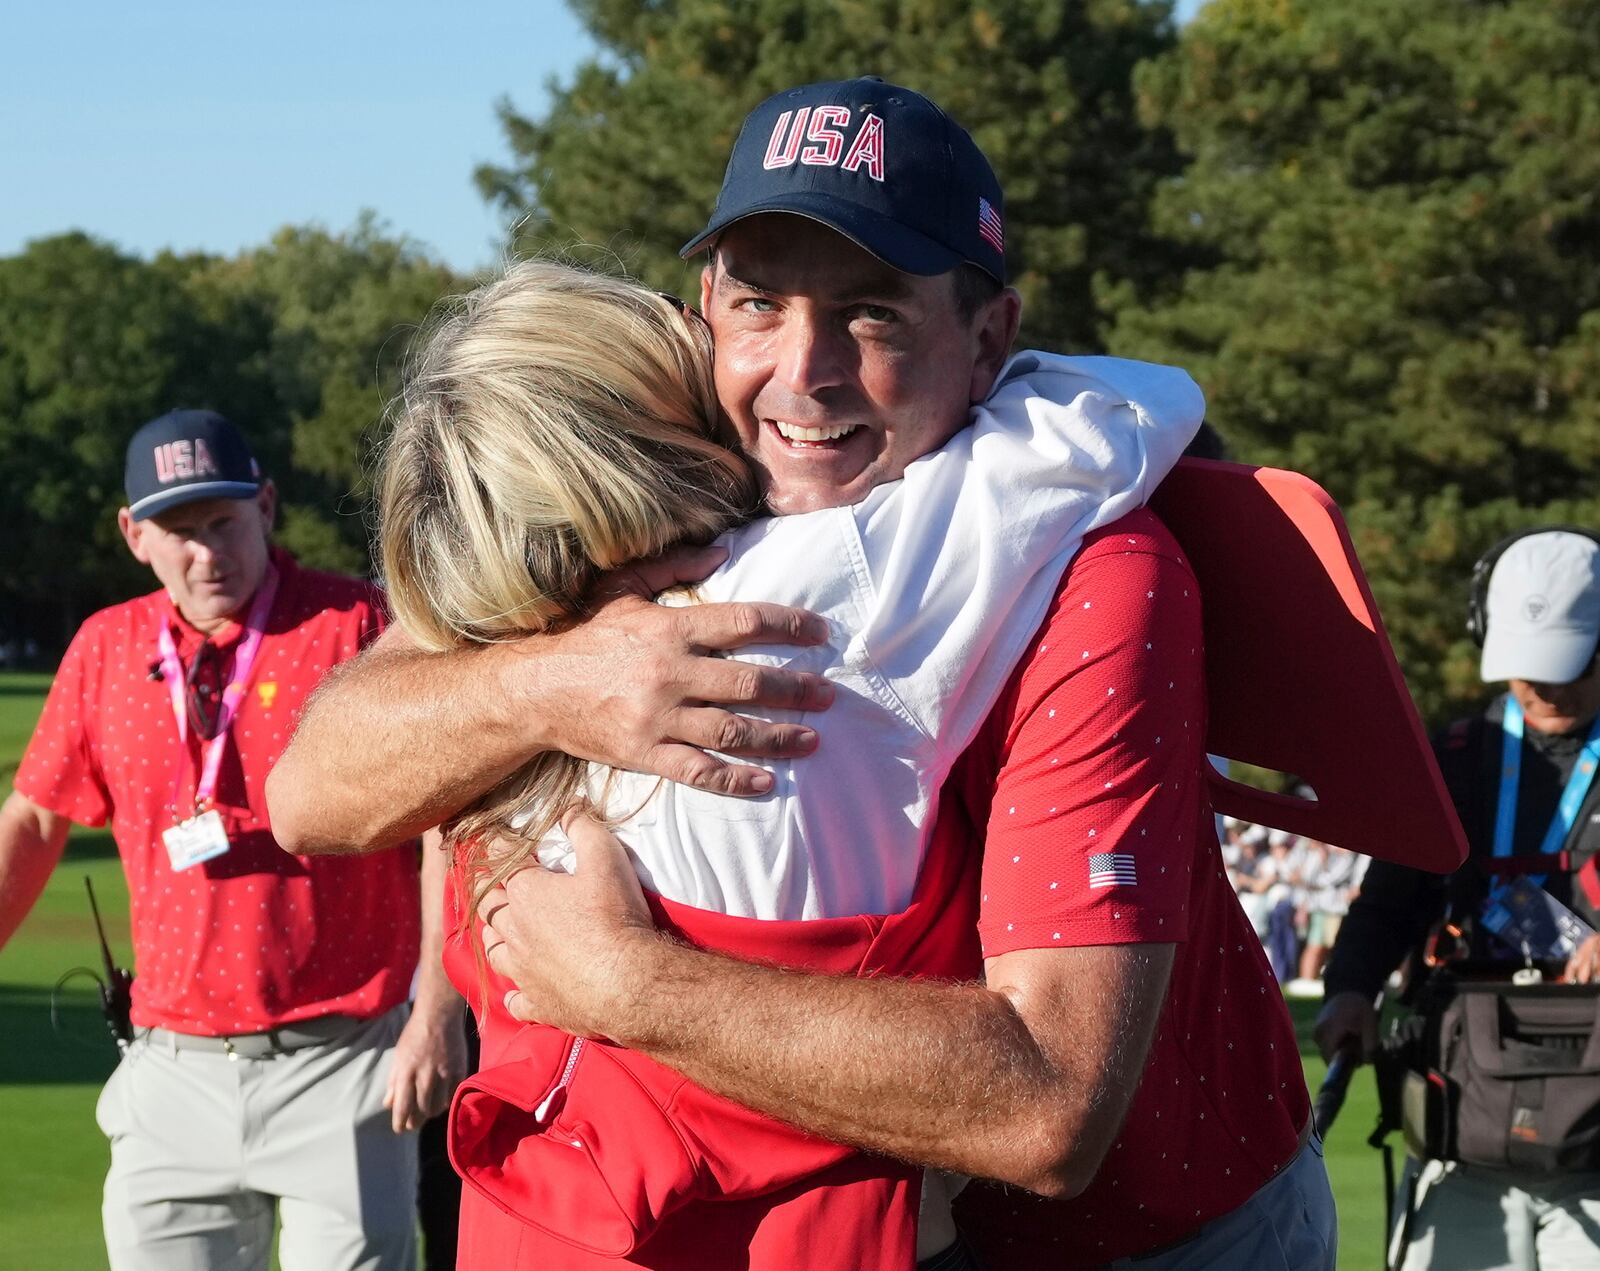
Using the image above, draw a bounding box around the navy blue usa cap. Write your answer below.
[124,409,263,521]
[681,77,1006,283]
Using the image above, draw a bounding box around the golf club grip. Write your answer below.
[1318,1043,1356,1133]
[1313,1047,1358,1137]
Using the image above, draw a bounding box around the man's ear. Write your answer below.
[968,287,1023,404]
[699,260,716,314]
[117,507,151,565]
[255,480,278,534]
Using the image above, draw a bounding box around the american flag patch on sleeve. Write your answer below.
[1088,853,1137,889]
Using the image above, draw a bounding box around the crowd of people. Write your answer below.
[1220,817,1370,993]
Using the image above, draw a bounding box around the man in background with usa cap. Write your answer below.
[274,78,1332,1269]
[0,408,465,1270]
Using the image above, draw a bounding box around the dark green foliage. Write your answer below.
[0,235,244,640]
[475,0,1186,351]
[9,0,1598,729]
[198,217,460,573]
[1108,0,1600,721]
[0,221,460,644]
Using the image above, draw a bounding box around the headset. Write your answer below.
[1466,525,1600,647]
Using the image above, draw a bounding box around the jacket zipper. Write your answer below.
[533,1036,586,1125]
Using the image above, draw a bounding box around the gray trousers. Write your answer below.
[1090,1135,1337,1271]
[1393,1158,1600,1271]
[96,1005,418,1271]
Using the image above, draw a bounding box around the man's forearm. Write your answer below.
[269,584,835,857]
[268,639,539,855]
[0,793,71,949]
[598,937,1170,1196]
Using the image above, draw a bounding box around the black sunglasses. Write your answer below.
[185,641,226,740]
[655,291,709,329]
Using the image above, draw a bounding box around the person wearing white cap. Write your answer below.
[1314,528,1600,1270]
[1480,531,1600,730]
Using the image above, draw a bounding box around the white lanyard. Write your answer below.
[155,568,278,817]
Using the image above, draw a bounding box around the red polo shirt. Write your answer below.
[15,548,419,1035]
[951,510,1309,1267]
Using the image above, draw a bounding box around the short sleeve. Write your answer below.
[972,528,1206,957]
[853,355,1202,753]
[13,627,113,827]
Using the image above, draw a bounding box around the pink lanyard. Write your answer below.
[155,567,279,817]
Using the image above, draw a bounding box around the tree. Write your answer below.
[0,220,459,643]
[194,216,461,574]
[1110,0,1600,721]
[0,235,263,642]
[476,0,1189,352]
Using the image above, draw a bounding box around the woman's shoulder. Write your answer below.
[685,505,864,617]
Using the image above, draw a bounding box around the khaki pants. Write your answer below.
[97,1005,418,1271]
[1393,1158,1600,1271]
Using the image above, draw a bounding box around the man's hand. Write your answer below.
[477,820,1173,1197]
[1564,932,1600,984]
[383,1001,470,1133]
[1313,989,1378,1064]
[532,547,836,798]
[270,544,836,855]
[478,819,659,1040]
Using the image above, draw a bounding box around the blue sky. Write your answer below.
[1,1,597,272]
[2,1,1205,273]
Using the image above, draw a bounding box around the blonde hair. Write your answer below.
[376,260,755,896]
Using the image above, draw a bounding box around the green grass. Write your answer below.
[1291,996,1389,1268]
[1,669,128,1270]
[0,671,1392,1267]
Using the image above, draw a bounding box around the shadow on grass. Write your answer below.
[0,985,121,1085]
[1285,995,1325,1057]
[62,829,118,863]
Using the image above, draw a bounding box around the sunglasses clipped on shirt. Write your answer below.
[184,640,227,740]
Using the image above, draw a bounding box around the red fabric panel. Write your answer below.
[1152,459,1467,872]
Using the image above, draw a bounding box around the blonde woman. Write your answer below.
[375,260,1203,1270]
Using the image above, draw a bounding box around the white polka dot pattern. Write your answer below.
[12,550,422,1035]
[948,511,1310,1268]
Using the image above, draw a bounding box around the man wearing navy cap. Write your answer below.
[0,410,465,1270]
[273,78,1333,1269]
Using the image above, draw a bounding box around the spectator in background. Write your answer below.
[1295,843,1366,987]
[1229,823,1275,939]
[0,410,465,1271]
[1258,830,1304,982]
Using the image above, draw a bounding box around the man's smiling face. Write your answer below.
[700,214,1017,516]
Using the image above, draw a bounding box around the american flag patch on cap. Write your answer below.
[1088,853,1137,889]
[978,196,1004,253]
